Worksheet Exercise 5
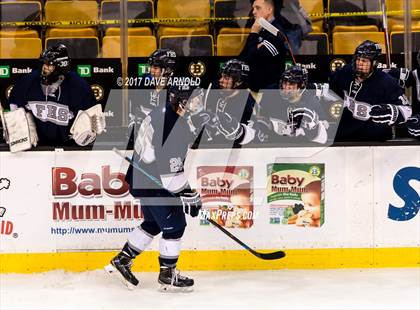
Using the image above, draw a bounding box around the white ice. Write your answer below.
[1,268,419,310]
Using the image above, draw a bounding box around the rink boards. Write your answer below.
[0,146,419,272]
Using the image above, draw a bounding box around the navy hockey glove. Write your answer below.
[179,191,202,217]
[254,116,273,142]
[288,107,319,132]
[407,114,420,137]
[370,104,399,125]
[190,111,218,130]
[216,111,244,140]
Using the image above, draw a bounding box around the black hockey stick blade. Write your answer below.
[207,218,286,260]
[113,148,286,261]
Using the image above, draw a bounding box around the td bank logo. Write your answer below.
[138,64,149,76]
[77,65,91,77]
[0,66,10,78]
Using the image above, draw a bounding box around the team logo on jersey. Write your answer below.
[77,65,91,77]
[189,61,206,78]
[91,84,104,101]
[5,85,13,99]
[330,58,346,72]
[0,66,10,78]
[26,101,74,125]
[0,207,5,217]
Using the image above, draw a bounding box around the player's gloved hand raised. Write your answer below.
[179,190,202,217]
[407,114,420,137]
[370,104,399,125]
[216,111,243,140]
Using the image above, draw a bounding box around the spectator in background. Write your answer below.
[4,44,104,151]
[240,0,288,91]
[276,0,313,53]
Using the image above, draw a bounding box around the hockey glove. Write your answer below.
[216,111,243,141]
[288,107,319,132]
[370,104,399,125]
[407,114,420,137]
[254,116,273,142]
[179,190,202,217]
[189,111,218,133]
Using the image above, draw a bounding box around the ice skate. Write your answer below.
[158,266,194,292]
[105,252,139,290]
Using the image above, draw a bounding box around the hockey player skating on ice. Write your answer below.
[128,49,177,131]
[3,44,104,151]
[330,40,412,142]
[254,65,330,144]
[106,85,206,291]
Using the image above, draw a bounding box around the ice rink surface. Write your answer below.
[1,268,419,310]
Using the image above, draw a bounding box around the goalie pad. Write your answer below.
[70,104,106,146]
[1,108,38,152]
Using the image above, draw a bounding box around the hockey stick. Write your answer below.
[258,17,296,65]
[381,0,391,67]
[113,147,286,260]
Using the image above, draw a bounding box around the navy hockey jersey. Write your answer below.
[205,88,255,144]
[330,64,409,142]
[258,88,331,144]
[385,67,420,114]
[126,101,196,199]
[8,69,96,146]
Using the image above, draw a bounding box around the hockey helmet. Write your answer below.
[219,59,250,88]
[280,65,308,102]
[148,48,177,77]
[40,44,71,84]
[280,65,308,89]
[168,84,204,115]
[352,40,381,78]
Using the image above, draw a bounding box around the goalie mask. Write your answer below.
[280,65,308,102]
[219,59,250,89]
[40,44,71,85]
[168,85,204,117]
[352,40,381,79]
[148,48,177,78]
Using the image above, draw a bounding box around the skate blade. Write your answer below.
[158,283,194,293]
[104,264,136,291]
